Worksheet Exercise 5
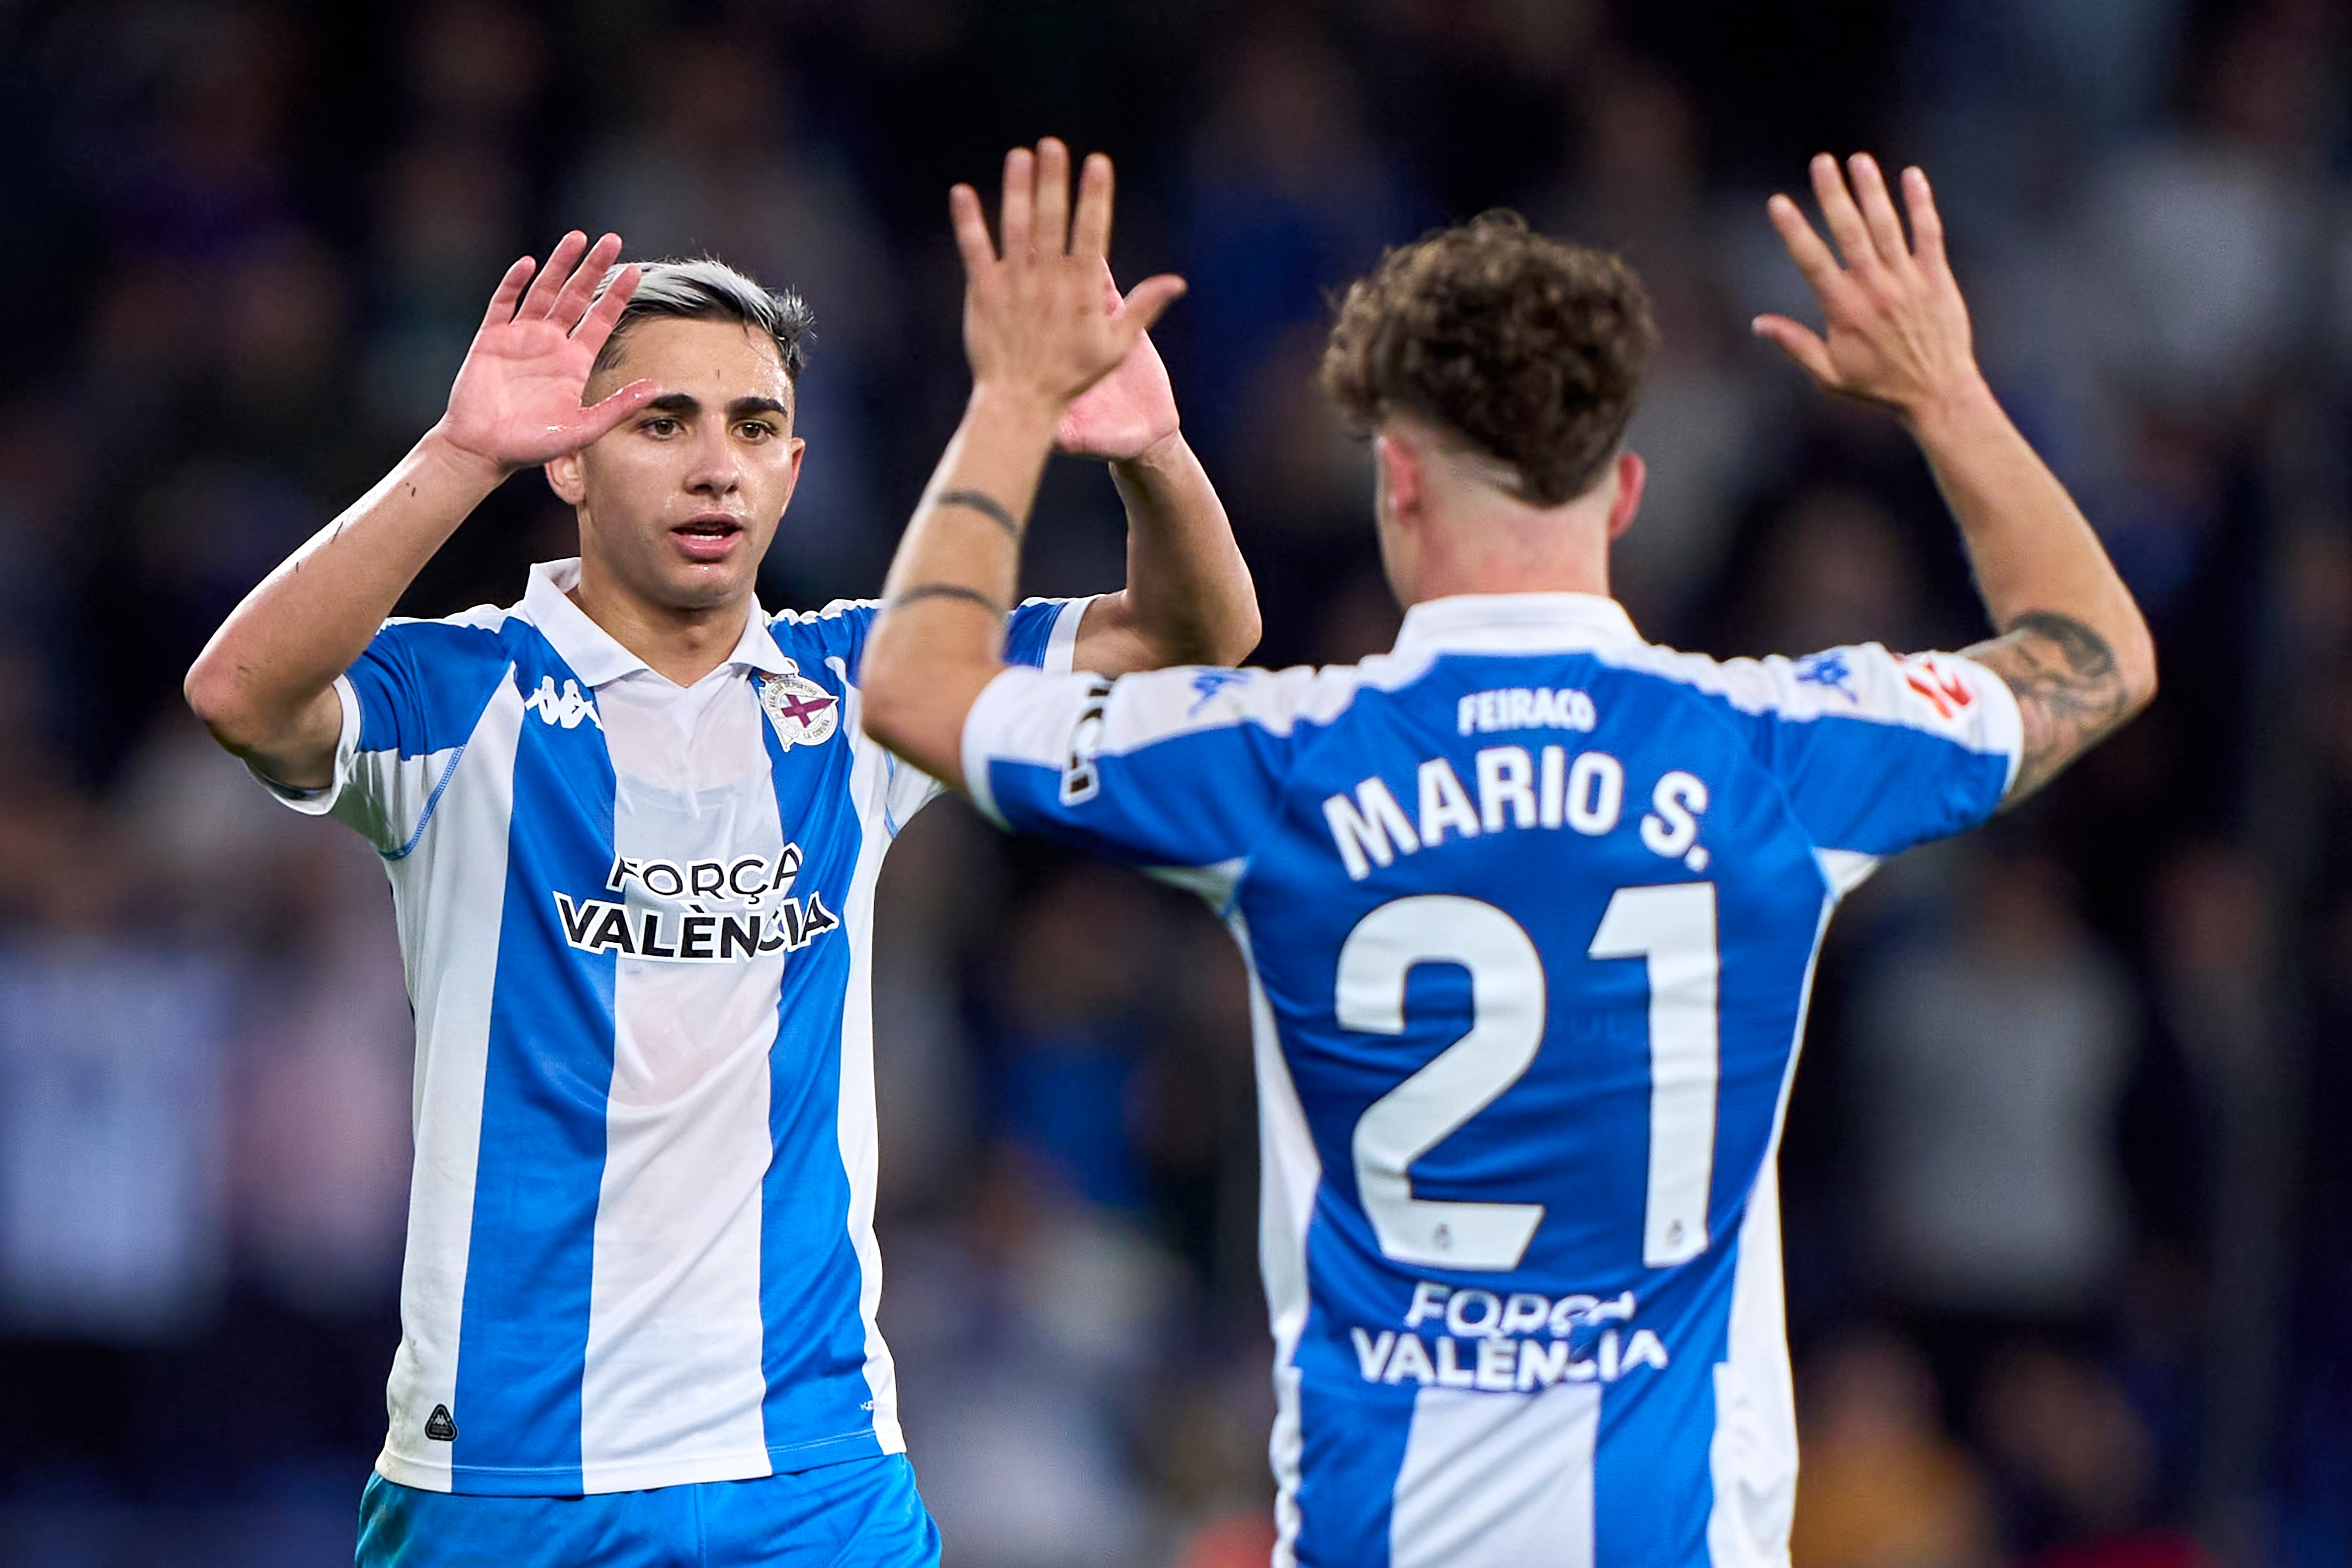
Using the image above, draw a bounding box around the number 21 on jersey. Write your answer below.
[1337,885,1720,1273]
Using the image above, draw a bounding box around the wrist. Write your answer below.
[966,381,1068,439]
[1903,367,2000,448]
[418,422,514,495]
[1111,428,1188,482]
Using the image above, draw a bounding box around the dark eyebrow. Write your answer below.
[643,393,700,415]
[637,393,788,420]
[728,396,789,419]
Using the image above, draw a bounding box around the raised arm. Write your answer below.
[183,232,656,788]
[1052,274,1259,674]
[860,140,1188,786]
[1755,153,2157,803]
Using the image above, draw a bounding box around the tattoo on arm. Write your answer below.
[1963,610,2132,804]
[932,489,1023,540]
[884,583,1008,618]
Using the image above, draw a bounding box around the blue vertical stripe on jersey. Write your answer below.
[348,621,515,758]
[1290,1298,1413,1568]
[1590,1246,1734,1566]
[753,707,881,1468]
[451,654,619,1493]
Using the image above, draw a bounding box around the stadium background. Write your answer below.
[1,1,2348,1564]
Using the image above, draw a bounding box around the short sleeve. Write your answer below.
[1745,643,2022,857]
[958,663,1316,898]
[251,616,511,855]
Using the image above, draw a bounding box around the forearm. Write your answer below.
[1912,375,2157,797]
[185,426,502,766]
[1085,434,1259,672]
[863,385,1065,783]
[1914,377,2149,670]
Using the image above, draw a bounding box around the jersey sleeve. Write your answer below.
[1738,643,2023,858]
[958,663,1320,900]
[250,615,512,856]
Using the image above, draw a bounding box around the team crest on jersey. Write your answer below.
[757,662,839,750]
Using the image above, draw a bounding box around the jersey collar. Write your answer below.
[520,559,794,688]
[1392,592,1643,655]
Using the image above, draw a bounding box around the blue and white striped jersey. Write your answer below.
[958,593,2022,1568]
[261,559,1087,1497]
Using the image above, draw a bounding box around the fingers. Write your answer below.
[1033,138,1071,259]
[1118,274,1187,338]
[574,377,661,444]
[480,255,536,331]
[1808,153,1878,272]
[1751,314,1837,386]
[549,233,624,327]
[949,183,997,276]
[999,146,1035,262]
[1846,154,1912,271]
[574,261,642,348]
[1070,152,1114,262]
[1766,192,1850,305]
[1903,165,1951,279]
[518,230,588,319]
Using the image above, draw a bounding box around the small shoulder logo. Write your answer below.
[1187,667,1249,715]
[1793,651,1858,701]
[1898,653,1975,721]
[424,1404,457,1442]
[523,675,603,730]
[757,663,839,750]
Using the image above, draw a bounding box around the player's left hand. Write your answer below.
[1054,264,1181,462]
[951,139,1185,421]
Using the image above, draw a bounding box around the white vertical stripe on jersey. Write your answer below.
[579,761,781,1490]
[376,674,526,1492]
[835,676,907,1454]
[1389,1379,1600,1568]
[1231,912,1321,1568]
[1707,1166,1800,1567]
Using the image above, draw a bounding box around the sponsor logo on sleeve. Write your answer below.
[1898,653,1977,721]
[1059,677,1114,805]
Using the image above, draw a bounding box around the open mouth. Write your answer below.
[672,516,745,557]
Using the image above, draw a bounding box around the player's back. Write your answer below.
[959,592,2021,1568]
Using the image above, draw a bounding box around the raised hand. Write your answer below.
[436,232,660,476]
[950,140,1185,419]
[1753,154,1980,424]
[1055,263,1182,461]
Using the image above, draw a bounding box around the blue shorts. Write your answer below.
[355,1454,941,1568]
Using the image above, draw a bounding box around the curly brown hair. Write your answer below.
[1320,212,1656,506]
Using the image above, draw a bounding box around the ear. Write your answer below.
[1604,450,1646,540]
[544,450,585,507]
[1375,431,1424,524]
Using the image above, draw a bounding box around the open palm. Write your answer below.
[439,231,660,474]
[1055,266,1181,461]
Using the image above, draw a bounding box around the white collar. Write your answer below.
[1391,592,1643,655]
[519,559,794,688]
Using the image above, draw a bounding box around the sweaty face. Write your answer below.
[560,317,803,614]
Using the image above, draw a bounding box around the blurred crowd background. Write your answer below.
[1,1,2349,1565]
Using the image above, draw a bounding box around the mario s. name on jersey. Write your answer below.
[551,843,839,964]
[1322,687,1712,882]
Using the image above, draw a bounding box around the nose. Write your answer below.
[683,420,741,497]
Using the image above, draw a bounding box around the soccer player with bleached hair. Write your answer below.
[859,147,2154,1567]
[184,203,1256,1561]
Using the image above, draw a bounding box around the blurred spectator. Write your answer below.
[1979,1346,2210,1568]
[1851,848,2137,1342]
[1789,1329,1999,1568]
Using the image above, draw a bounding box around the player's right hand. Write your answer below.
[1753,154,1982,427]
[433,231,660,479]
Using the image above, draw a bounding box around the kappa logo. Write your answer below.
[424,1404,457,1442]
[523,675,603,730]
[757,662,839,750]
[1793,651,1859,701]
[1187,667,1250,715]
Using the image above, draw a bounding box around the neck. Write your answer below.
[571,555,753,686]
[1401,496,1614,606]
